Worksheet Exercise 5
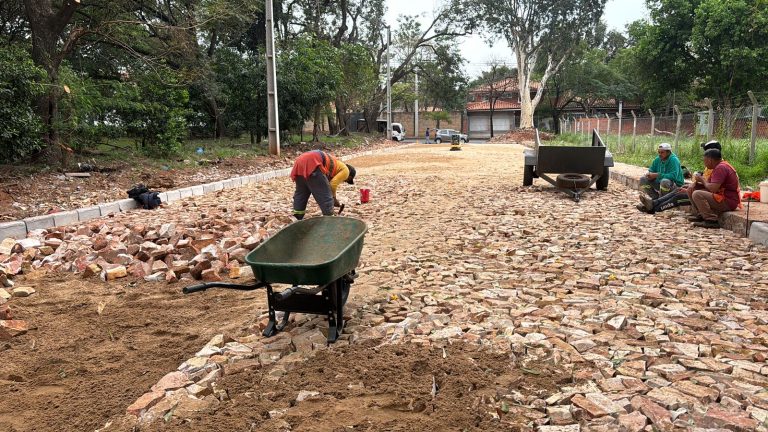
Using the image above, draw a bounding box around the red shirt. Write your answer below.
[709,161,740,210]
[291,151,342,180]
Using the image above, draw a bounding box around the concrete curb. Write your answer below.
[610,169,763,244]
[0,144,414,241]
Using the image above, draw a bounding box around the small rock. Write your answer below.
[103,266,128,281]
[296,390,321,402]
[12,286,36,297]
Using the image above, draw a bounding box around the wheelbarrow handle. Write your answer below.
[182,281,267,294]
[183,284,210,294]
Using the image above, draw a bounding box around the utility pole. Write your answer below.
[385,25,392,142]
[414,72,419,142]
[265,0,280,155]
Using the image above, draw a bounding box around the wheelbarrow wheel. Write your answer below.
[596,167,609,190]
[556,173,590,190]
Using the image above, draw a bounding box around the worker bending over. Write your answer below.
[290,150,356,220]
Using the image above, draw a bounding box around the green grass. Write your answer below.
[552,132,768,189]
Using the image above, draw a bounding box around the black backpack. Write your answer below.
[127,184,162,210]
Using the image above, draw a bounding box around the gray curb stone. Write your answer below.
[77,206,101,222]
[748,222,768,246]
[178,187,193,199]
[24,215,55,231]
[117,199,139,212]
[191,185,205,196]
[165,190,181,202]
[0,221,27,240]
[53,210,79,226]
[99,202,121,216]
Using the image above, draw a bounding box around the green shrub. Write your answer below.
[0,45,45,163]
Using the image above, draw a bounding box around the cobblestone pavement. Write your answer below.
[3,144,768,431]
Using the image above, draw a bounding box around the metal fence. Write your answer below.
[560,93,768,164]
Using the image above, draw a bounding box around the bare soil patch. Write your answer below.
[143,342,585,432]
[0,270,265,432]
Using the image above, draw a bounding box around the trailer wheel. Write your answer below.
[523,165,534,186]
[596,167,609,190]
[556,173,591,190]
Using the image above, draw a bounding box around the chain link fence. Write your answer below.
[561,94,768,165]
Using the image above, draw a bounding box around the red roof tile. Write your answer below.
[466,100,521,111]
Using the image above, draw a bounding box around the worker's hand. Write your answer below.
[646,172,658,180]
[693,173,704,184]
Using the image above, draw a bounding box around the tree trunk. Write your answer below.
[327,114,338,135]
[335,98,348,136]
[363,107,378,134]
[489,102,495,138]
[23,0,81,157]
[312,106,321,143]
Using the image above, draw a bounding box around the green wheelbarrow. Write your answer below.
[183,217,367,343]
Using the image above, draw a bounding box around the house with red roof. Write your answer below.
[465,77,540,139]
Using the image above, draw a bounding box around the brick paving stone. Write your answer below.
[700,405,759,431]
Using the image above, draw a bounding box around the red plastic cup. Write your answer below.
[360,188,371,203]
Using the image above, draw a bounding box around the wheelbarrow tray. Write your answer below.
[245,217,367,286]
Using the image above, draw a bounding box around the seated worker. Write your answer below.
[638,142,685,202]
[290,150,356,220]
[638,140,721,213]
[688,148,741,229]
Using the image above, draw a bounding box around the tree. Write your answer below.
[0,45,45,163]
[690,0,768,108]
[476,0,607,129]
[417,44,469,111]
[335,43,377,135]
[213,48,267,144]
[473,62,517,138]
[621,0,701,109]
[23,0,86,156]
[425,111,450,129]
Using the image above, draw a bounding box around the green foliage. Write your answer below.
[278,37,342,133]
[114,68,190,157]
[57,67,123,151]
[0,45,45,163]
[213,48,267,141]
[624,0,768,107]
[690,0,768,104]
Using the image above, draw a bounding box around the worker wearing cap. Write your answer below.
[290,150,356,220]
[688,148,741,229]
[638,140,721,214]
[639,142,685,201]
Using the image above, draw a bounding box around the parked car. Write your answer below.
[434,129,468,143]
[392,123,406,141]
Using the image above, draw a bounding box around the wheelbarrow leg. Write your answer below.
[325,282,338,343]
[263,284,291,337]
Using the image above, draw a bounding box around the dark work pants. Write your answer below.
[653,190,691,213]
[293,168,334,219]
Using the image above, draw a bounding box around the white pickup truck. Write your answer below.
[391,123,405,141]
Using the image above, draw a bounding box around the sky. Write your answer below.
[384,0,649,78]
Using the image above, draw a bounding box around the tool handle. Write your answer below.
[183,284,209,294]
